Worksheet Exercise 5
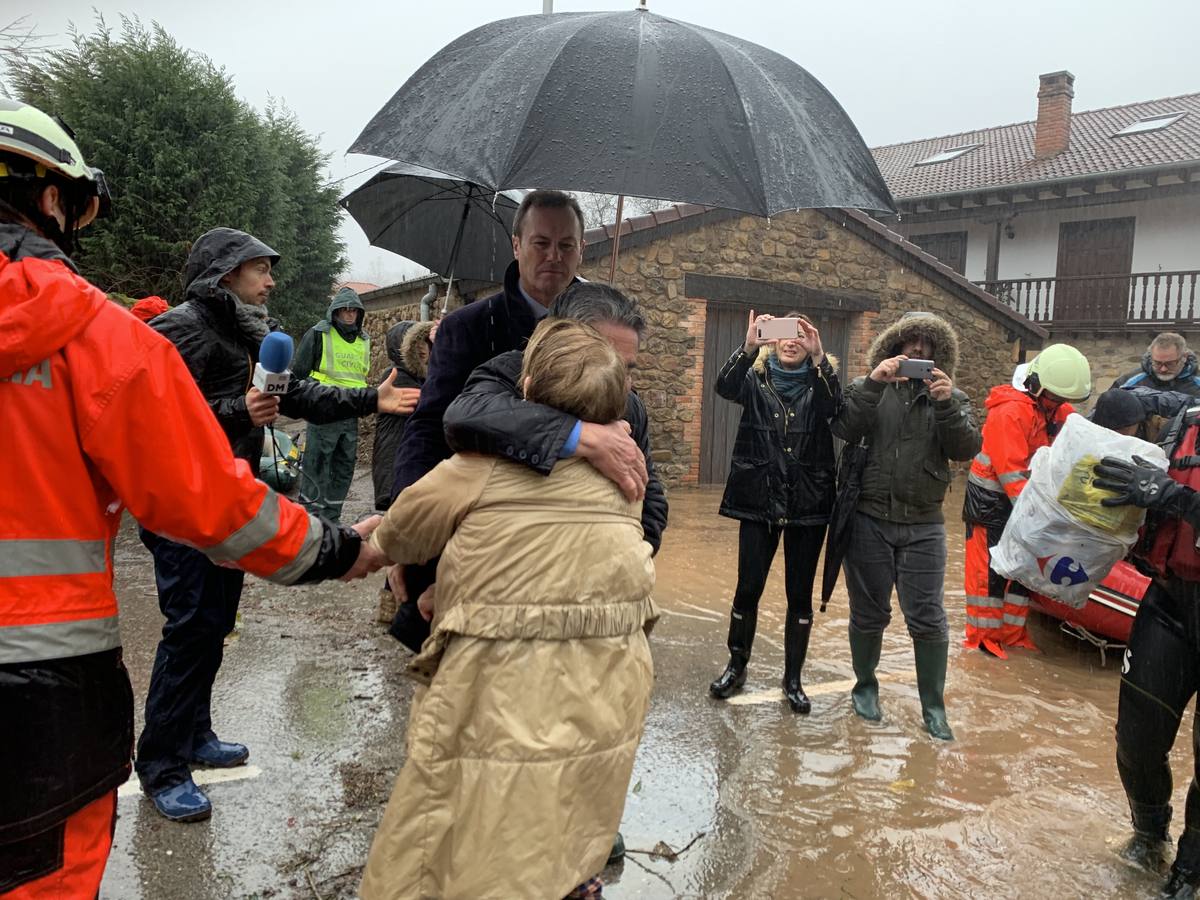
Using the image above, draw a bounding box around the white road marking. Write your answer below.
[723,672,911,706]
[116,764,263,799]
[660,608,724,623]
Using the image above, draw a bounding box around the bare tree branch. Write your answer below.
[0,16,51,96]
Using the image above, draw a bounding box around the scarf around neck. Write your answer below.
[768,355,811,403]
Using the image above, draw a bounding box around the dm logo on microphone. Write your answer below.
[1036,554,1089,587]
[254,332,294,395]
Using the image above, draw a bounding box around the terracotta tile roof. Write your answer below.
[872,92,1200,200]
[333,280,382,295]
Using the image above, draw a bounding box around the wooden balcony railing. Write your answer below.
[980,271,1200,327]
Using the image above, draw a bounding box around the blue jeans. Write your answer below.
[843,513,948,640]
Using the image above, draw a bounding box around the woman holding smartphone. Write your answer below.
[709,310,842,713]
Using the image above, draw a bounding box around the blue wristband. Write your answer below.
[559,420,583,457]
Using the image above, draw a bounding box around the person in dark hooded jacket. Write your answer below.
[293,287,372,523]
[372,320,433,625]
[832,312,980,741]
[372,320,434,511]
[707,310,840,714]
[140,229,411,823]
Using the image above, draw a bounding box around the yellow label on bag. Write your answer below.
[1057,454,1143,536]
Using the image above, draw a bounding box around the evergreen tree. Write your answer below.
[7,17,346,333]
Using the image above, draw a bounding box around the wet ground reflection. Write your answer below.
[610,482,1191,898]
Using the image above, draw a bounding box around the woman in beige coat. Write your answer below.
[360,318,659,900]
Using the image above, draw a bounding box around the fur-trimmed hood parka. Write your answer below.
[833,311,980,525]
[866,311,959,377]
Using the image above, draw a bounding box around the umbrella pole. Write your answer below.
[440,192,473,315]
[607,194,626,282]
[442,269,456,316]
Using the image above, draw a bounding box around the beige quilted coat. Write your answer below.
[359,453,658,900]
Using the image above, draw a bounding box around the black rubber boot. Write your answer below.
[710,608,756,700]
[1161,867,1199,899]
[782,617,812,714]
[848,628,883,721]
[1121,806,1173,873]
[913,638,954,741]
[1121,830,1172,875]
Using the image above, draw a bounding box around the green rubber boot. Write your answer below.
[913,638,954,741]
[848,628,883,721]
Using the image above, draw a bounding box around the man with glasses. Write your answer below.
[1114,333,1200,397]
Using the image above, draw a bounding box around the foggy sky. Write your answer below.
[19,0,1200,287]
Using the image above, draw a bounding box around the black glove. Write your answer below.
[293,522,363,583]
[1093,455,1183,510]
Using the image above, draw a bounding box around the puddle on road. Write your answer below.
[100,482,1193,898]
[610,484,1190,899]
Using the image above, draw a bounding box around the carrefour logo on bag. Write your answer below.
[1037,555,1089,586]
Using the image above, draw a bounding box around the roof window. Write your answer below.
[914,145,981,166]
[1113,112,1186,137]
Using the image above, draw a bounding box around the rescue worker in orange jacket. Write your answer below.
[0,99,382,899]
[961,344,1092,658]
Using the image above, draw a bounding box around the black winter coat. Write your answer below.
[391,260,564,502]
[716,346,842,526]
[152,229,378,474]
[444,350,668,554]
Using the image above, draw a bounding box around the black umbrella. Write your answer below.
[340,161,524,294]
[349,9,895,220]
[820,440,869,612]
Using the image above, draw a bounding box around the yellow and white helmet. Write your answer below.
[1026,343,1092,402]
[0,98,110,229]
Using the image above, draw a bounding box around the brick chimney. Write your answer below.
[1034,70,1075,159]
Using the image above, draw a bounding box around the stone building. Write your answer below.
[356,205,1046,487]
[577,204,1045,486]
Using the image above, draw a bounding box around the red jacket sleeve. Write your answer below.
[77,328,322,583]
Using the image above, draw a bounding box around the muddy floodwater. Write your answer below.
[101,475,1193,898]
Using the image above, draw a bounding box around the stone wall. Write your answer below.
[582,208,1026,485]
[344,209,1036,487]
[1049,329,1200,397]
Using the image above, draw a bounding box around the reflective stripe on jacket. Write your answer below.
[0,230,323,665]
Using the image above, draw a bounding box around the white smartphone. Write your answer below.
[757,317,802,341]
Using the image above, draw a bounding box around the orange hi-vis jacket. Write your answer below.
[967,385,1073,502]
[0,229,323,667]
[963,384,1073,654]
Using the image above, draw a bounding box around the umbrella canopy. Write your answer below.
[349,9,894,218]
[820,440,869,611]
[340,161,524,284]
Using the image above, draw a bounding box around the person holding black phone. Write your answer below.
[831,311,980,740]
[708,310,841,714]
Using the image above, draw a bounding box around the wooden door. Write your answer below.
[911,231,968,275]
[1054,217,1135,323]
[699,302,850,484]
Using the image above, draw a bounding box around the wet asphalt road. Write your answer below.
[100,474,1194,899]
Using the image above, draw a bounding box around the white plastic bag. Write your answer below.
[990,413,1166,608]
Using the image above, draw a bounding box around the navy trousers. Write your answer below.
[135,529,244,794]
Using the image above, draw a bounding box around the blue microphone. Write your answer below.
[253,331,294,395]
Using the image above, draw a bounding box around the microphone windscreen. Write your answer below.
[260,331,295,374]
